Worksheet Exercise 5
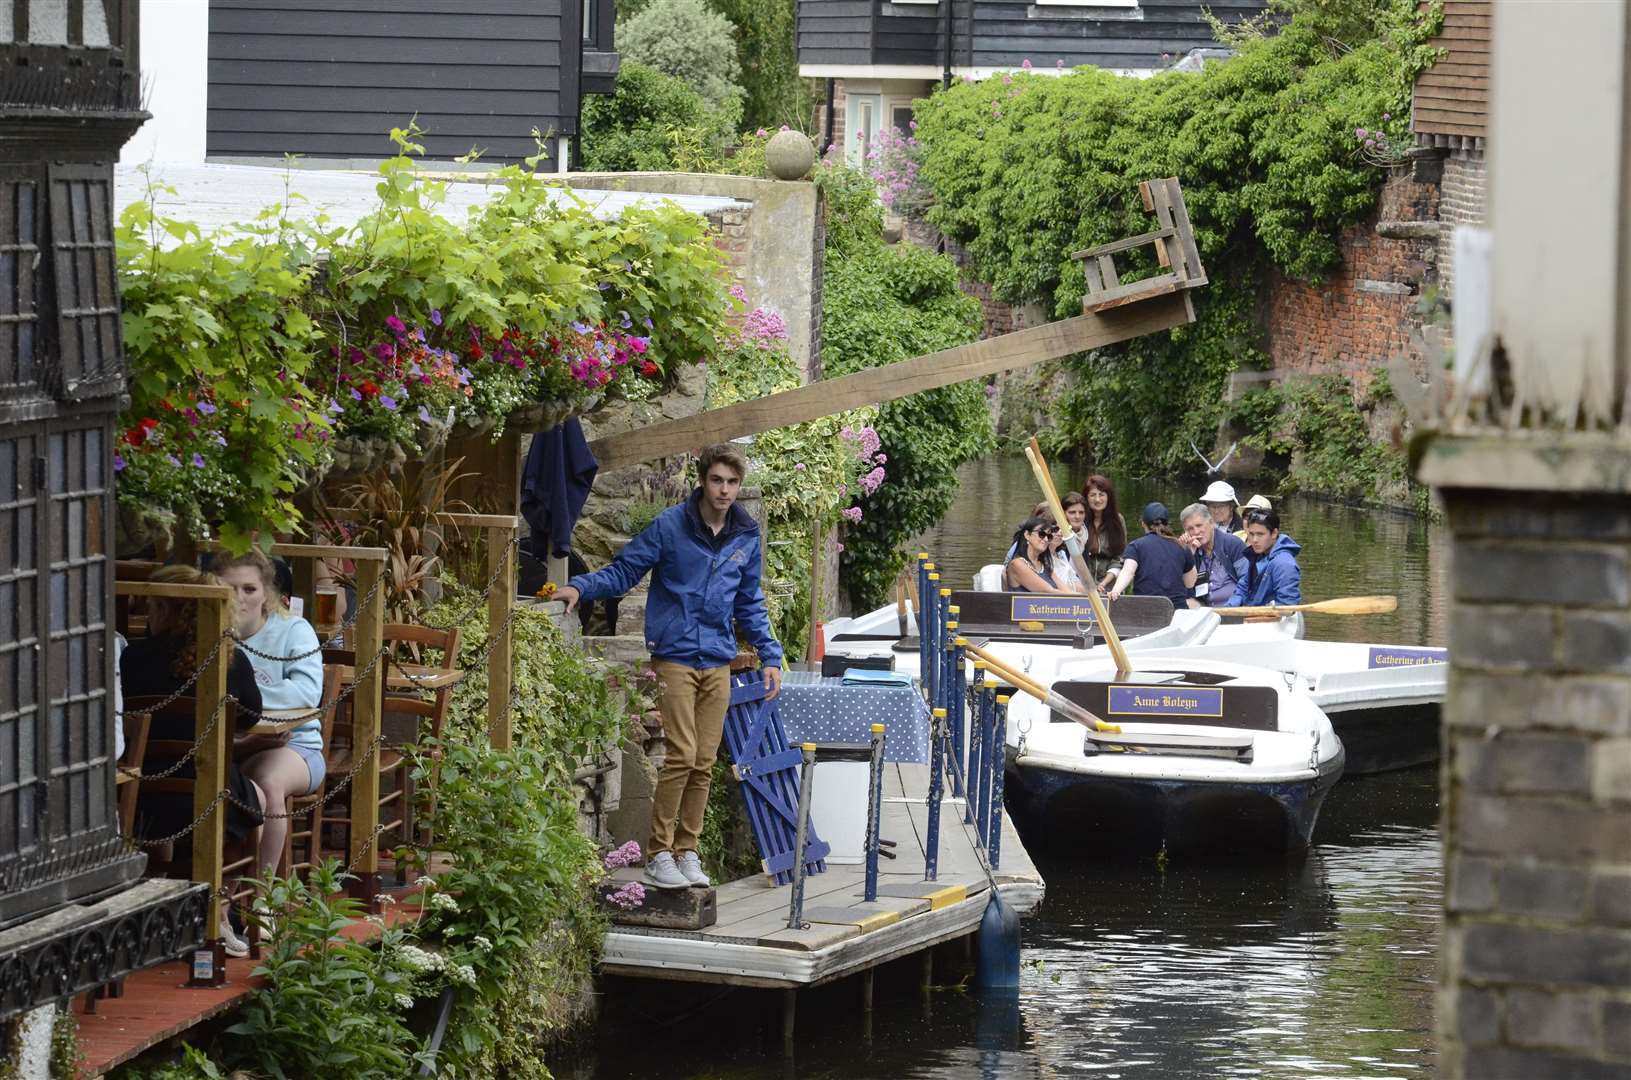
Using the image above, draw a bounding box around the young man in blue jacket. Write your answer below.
[556,444,783,890]
[1223,507,1303,608]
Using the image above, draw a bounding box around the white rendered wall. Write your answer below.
[120,0,209,164]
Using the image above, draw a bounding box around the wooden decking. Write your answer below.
[598,762,1043,989]
[74,900,425,1079]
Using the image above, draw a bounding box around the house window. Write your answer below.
[583,0,593,42]
[1034,0,1139,7]
[891,105,914,135]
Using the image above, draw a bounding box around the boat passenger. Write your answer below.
[1201,480,1244,534]
[1079,475,1127,591]
[1003,503,1085,592]
[122,564,266,956]
[1224,507,1303,608]
[1106,502,1197,610]
[208,549,325,880]
[1005,517,1071,592]
[1180,502,1250,607]
[1235,494,1273,541]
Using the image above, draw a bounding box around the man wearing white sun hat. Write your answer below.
[1200,480,1243,533]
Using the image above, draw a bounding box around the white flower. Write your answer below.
[413,876,435,888]
[453,963,478,987]
[374,893,397,906]
[397,944,444,972]
[472,935,493,953]
[429,892,459,913]
[394,993,414,1010]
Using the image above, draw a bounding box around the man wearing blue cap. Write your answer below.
[1105,501,1198,611]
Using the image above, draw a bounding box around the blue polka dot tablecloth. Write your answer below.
[776,671,930,763]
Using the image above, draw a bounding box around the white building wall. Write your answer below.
[120,0,209,164]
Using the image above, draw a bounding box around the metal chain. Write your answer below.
[231,571,386,664]
[116,694,232,782]
[113,635,232,720]
[221,733,387,822]
[415,533,520,633]
[130,790,229,848]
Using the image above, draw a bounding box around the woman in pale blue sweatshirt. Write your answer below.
[210,549,324,876]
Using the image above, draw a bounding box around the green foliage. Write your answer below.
[427,584,641,764]
[814,163,992,609]
[115,181,329,549]
[226,861,426,1079]
[705,310,879,656]
[580,61,731,171]
[410,741,606,1076]
[116,131,728,549]
[48,1009,79,1079]
[108,1043,227,1079]
[707,0,816,132]
[617,0,744,126]
[911,0,1441,474]
[1234,374,1411,501]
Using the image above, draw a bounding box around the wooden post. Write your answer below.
[348,556,384,892]
[191,588,231,942]
[291,555,316,625]
[487,524,515,749]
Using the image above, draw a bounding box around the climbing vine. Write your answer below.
[912,0,1442,478]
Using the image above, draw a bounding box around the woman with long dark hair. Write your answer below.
[1004,517,1071,593]
[1081,475,1128,591]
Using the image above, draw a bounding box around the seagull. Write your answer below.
[1190,438,1239,475]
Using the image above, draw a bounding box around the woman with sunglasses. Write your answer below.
[1005,517,1073,593]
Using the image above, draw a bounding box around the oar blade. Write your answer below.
[1309,595,1398,615]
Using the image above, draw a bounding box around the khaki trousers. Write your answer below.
[650,660,732,856]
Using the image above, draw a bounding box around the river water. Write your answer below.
[574,457,1449,1080]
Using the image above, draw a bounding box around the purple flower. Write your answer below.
[328,398,344,415]
[1021,58,1032,70]
[597,282,611,291]
[214,434,227,447]
[643,317,654,330]
[408,362,423,377]
[350,387,363,401]
[756,128,767,137]
[1382,112,1391,122]
[842,506,863,523]
[113,453,125,472]
[570,321,592,335]
[381,395,398,411]
[419,405,433,423]
[430,308,443,327]
[165,453,181,467]
[385,315,406,335]
[191,453,205,468]
[1356,127,1368,138]
[197,400,217,415]
[1056,59,1065,70]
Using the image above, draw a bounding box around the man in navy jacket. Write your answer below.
[557,444,783,890]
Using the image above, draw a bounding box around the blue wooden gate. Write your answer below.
[723,671,830,885]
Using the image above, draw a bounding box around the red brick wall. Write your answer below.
[1437,151,1486,296]
[707,204,754,286]
[1259,172,1441,389]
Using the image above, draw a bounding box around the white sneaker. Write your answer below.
[643,850,689,890]
[219,913,249,958]
[675,851,710,888]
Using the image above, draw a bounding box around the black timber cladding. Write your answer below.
[207,0,581,164]
[800,0,1268,72]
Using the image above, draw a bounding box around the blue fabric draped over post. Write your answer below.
[520,418,598,560]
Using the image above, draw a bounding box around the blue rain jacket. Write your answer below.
[1223,533,1303,608]
[567,490,784,669]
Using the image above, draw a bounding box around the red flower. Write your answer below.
[359,380,380,397]
[468,344,485,360]
[639,360,659,377]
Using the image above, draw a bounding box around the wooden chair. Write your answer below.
[114,560,162,637]
[116,709,152,838]
[382,623,461,849]
[124,696,261,949]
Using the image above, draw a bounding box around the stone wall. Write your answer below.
[1259,171,1441,390]
[1436,151,1487,297]
[1422,437,1631,1080]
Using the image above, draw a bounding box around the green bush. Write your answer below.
[708,0,816,132]
[1234,374,1410,501]
[814,163,993,611]
[617,0,744,127]
[911,0,1440,475]
[580,61,730,171]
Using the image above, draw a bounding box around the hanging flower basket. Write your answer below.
[115,503,173,559]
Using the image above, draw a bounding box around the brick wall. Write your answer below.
[1259,172,1441,389]
[708,204,754,290]
[1437,150,1487,296]
[1437,489,1631,1079]
[822,79,846,156]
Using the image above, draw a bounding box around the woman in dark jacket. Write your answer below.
[122,565,267,849]
[1081,475,1128,591]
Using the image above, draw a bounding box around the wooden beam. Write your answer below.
[191,589,232,939]
[588,293,1196,471]
[348,557,385,888]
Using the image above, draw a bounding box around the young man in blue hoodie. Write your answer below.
[1223,507,1303,608]
[556,444,783,890]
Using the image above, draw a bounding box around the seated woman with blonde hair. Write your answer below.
[207,549,324,880]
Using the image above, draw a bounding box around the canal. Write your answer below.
[573,457,1449,1080]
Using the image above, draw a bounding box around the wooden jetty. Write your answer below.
[599,761,1042,990]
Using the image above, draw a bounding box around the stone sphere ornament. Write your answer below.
[765,130,816,180]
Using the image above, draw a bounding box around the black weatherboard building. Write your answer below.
[797,0,1265,165]
[206,0,619,167]
[0,0,210,1028]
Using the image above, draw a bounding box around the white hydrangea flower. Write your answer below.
[472,935,493,953]
[397,944,444,972]
[453,963,478,987]
[394,993,414,1010]
[429,892,459,913]
[413,876,435,888]
[374,893,397,906]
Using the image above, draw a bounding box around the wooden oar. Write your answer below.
[963,640,1121,734]
[1022,438,1133,675]
[1215,595,1398,618]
